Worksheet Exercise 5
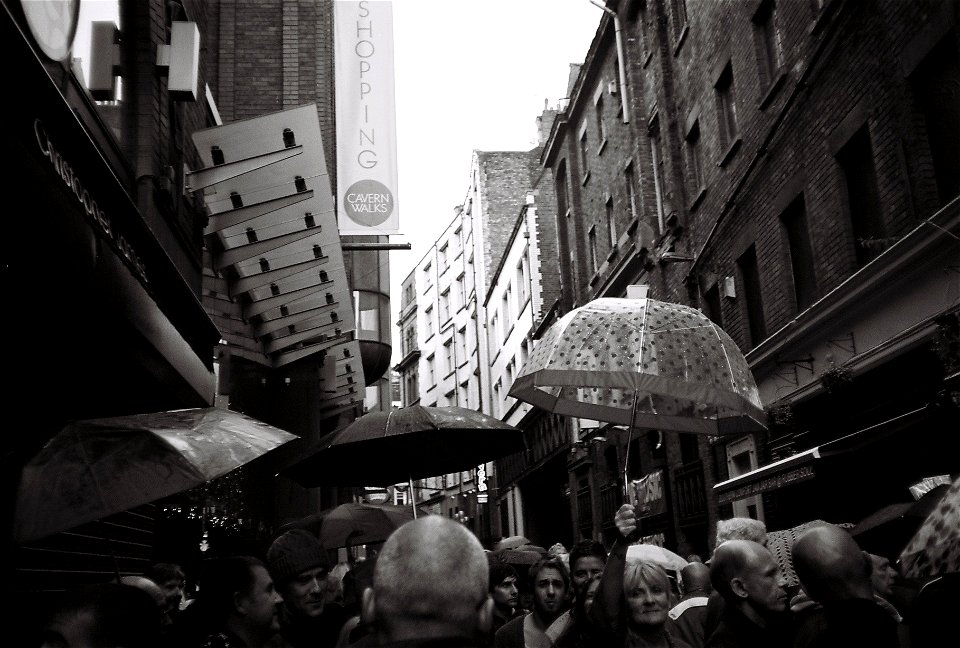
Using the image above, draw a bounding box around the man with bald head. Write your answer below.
[668,561,713,648]
[791,524,899,648]
[362,515,493,647]
[705,539,792,648]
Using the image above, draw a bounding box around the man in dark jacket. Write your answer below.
[706,539,793,648]
[791,524,900,648]
[266,529,349,648]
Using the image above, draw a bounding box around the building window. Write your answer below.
[427,354,436,386]
[403,324,416,356]
[781,194,818,312]
[456,273,466,310]
[506,358,515,386]
[520,338,529,370]
[595,94,606,146]
[459,379,470,408]
[715,63,740,152]
[454,226,463,255]
[726,436,765,522]
[501,288,511,337]
[649,116,667,233]
[490,314,499,351]
[579,128,590,180]
[440,289,451,322]
[685,120,704,196]
[557,165,570,217]
[606,197,617,247]
[625,163,639,222]
[737,245,767,348]
[404,369,418,405]
[669,0,688,40]
[588,225,598,274]
[909,33,960,208]
[836,125,885,268]
[753,0,781,90]
[493,382,501,417]
[457,327,468,366]
[438,243,448,273]
[516,255,529,308]
[703,282,723,327]
[422,262,432,289]
[444,338,454,375]
[424,305,434,339]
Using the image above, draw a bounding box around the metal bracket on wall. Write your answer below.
[773,355,816,386]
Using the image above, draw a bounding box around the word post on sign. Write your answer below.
[628,469,666,518]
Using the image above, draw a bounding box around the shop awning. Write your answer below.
[714,405,931,504]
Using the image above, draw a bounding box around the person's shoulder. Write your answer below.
[493,614,527,646]
[495,613,526,635]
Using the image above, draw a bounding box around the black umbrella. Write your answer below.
[281,405,525,514]
[280,502,429,548]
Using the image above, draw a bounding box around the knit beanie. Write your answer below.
[266,529,329,584]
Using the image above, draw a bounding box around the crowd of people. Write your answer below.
[31,505,956,648]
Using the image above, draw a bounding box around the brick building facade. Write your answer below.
[498,0,959,557]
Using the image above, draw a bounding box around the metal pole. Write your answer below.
[408,476,417,519]
[622,388,641,502]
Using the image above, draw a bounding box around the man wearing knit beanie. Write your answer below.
[266,529,348,648]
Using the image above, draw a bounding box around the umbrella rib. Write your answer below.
[709,320,740,394]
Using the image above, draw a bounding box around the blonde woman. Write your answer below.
[590,503,692,648]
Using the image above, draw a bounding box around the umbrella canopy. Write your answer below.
[509,297,766,436]
[281,502,425,548]
[626,543,688,572]
[494,535,533,551]
[852,484,949,556]
[282,405,525,487]
[899,474,960,579]
[488,547,545,566]
[14,407,297,544]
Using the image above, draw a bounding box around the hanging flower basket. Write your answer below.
[819,364,853,394]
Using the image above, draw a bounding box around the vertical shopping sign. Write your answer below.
[334,1,400,235]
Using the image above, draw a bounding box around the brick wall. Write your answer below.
[477,150,541,294]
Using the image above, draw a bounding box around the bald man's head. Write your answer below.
[367,516,492,641]
[792,524,873,604]
[680,561,712,596]
[710,540,787,623]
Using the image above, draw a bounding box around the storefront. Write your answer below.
[3,0,219,607]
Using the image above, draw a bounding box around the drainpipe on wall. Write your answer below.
[589,0,630,123]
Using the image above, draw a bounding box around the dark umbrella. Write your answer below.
[852,484,949,557]
[281,502,429,548]
[14,407,297,544]
[281,405,525,515]
[488,547,545,566]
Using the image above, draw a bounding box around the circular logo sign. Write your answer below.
[343,179,394,227]
[21,0,80,61]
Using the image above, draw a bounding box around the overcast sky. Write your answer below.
[388,0,602,362]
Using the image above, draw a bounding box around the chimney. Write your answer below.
[537,109,559,145]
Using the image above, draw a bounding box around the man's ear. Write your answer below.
[476,595,494,636]
[730,577,749,600]
[361,586,376,626]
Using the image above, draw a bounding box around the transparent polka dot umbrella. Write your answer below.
[508,296,767,436]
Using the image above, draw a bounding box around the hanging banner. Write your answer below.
[334,0,400,235]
